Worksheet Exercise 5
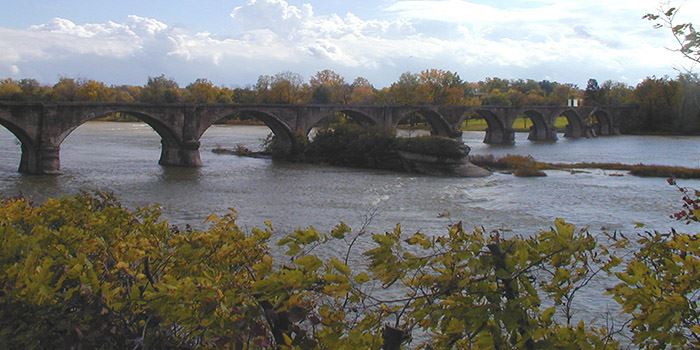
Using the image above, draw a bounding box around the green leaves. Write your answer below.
[608,230,700,348]
[1,193,699,349]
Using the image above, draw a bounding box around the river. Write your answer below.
[1,122,697,233]
[1,122,698,327]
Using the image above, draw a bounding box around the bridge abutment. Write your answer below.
[159,140,202,168]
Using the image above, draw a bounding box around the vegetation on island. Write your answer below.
[211,123,471,175]
[470,154,700,179]
[0,189,697,349]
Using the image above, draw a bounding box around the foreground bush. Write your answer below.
[0,192,698,349]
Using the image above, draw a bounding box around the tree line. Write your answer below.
[0,69,698,133]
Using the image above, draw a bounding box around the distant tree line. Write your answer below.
[1,69,698,134]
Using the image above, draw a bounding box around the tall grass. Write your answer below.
[471,154,700,179]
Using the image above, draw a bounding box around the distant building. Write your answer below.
[567,98,582,107]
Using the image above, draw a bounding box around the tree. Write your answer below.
[415,69,465,104]
[0,79,23,101]
[482,88,511,106]
[184,78,219,103]
[51,78,78,101]
[15,78,47,101]
[256,72,305,104]
[584,78,601,106]
[309,69,348,104]
[388,72,425,104]
[632,76,681,132]
[76,80,113,102]
[348,77,377,104]
[645,5,699,65]
[140,75,181,103]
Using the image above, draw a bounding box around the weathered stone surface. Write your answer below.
[397,151,491,177]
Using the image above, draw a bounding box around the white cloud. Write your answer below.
[0,0,687,86]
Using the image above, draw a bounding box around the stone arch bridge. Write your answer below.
[0,102,634,174]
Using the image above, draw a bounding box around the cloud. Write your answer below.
[0,0,686,86]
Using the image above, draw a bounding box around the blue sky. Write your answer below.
[0,0,695,87]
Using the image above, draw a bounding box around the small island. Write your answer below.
[214,123,492,177]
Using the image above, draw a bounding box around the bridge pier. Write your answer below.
[159,140,202,167]
[484,127,515,145]
[564,124,583,138]
[19,144,61,175]
[527,126,558,142]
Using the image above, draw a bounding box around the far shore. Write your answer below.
[92,118,700,136]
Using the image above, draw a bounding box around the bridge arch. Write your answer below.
[471,109,511,144]
[556,108,585,138]
[305,109,378,138]
[198,108,297,156]
[394,109,453,137]
[589,109,613,136]
[0,115,34,149]
[0,113,37,173]
[57,109,181,147]
[517,109,557,142]
[56,109,187,170]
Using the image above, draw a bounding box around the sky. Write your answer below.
[0,0,696,88]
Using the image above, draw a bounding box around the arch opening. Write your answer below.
[590,111,613,136]
[395,109,452,138]
[558,109,584,138]
[201,109,296,158]
[0,118,33,173]
[473,109,511,144]
[306,110,377,139]
[59,110,179,146]
[520,110,556,142]
[59,110,179,171]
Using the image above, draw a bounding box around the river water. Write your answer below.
[2,122,697,233]
[1,122,699,327]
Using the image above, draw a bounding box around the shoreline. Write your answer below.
[93,119,700,137]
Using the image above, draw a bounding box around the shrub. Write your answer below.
[1,192,698,348]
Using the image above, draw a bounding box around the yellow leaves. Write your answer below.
[353,272,370,284]
[692,324,700,337]
[253,255,273,276]
[294,255,322,272]
[3,193,699,348]
[446,318,465,335]
[282,333,293,346]
[405,232,432,249]
[554,218,575,239]
[204,213,218,223]
[329,257,351,276]
[541,307,556,324]
[330,222,351,239]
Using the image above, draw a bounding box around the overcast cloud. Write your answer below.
[0,0,694,87]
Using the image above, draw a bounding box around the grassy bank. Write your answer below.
[471,154,700,179]
[462,116,571,132]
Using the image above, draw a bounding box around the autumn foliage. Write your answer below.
[0,191,698,349]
